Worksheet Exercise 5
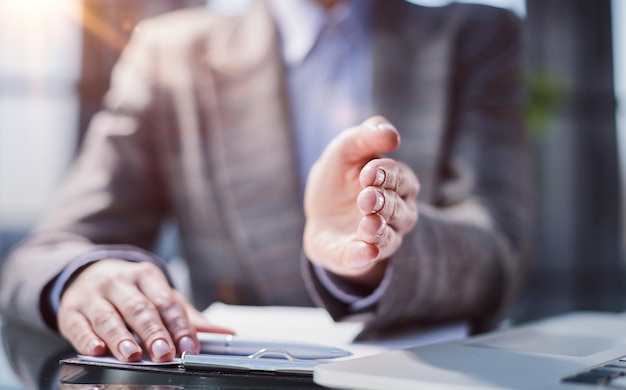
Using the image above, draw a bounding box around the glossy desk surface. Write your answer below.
[0,318,327,389]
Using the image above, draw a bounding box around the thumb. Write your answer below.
[324,116,401,167]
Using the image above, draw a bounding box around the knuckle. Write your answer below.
[122,296,155,318]
[91,308,118,330]
[141,323,166,340]
[398,163,419,198]
[390,169,401,191]
[60,315,85,342]
[120,297,168,340]
[165,316,190,338]
[156,299,190,335]
[151,292,176,311]
[135,262,168,283]
[386,195,400,223]
[159,301,185,324]
[132,317,169,343]
[91,312,126,341]
[135,261,160,274]
[65,317,84,336]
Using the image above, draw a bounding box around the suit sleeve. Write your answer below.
[0,25,170,333]
[303,7,533,337]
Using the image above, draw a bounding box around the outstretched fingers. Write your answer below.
[358,159,419,234]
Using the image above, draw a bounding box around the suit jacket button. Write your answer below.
[216,282,243,304]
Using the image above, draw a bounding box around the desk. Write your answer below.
[0,317,328,389]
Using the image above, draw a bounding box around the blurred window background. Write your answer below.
[0,0,624,324]
[616,0,626,256]
[0,0,81,242]
[0,0,204,259]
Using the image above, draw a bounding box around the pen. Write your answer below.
[197,333,352,360]
[181,351,318,374]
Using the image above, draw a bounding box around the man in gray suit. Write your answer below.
[0,0,532,363]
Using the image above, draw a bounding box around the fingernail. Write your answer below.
[373,191,384,212]
[374,168,385,186]
[376,216,387,237]
[151,339,171,360]
[88,339,104,354]
[375,123,401,142]
[178,336,196,354]
[376,123,397,132]
[119,340,141,360]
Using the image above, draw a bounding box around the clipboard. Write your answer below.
[60,347,332,378]
[59,332,352,378]
[59,353,322,389]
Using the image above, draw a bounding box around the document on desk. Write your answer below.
[62,303,468,376]
[202,302,469,358]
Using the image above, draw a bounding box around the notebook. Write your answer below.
[314,311,626,389]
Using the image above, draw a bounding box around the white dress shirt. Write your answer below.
[268,0,374,188]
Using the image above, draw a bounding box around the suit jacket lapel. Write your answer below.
[198,0,308,304]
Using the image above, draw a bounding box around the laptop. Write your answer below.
[314,311,626,389]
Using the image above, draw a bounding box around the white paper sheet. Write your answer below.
[203,302,469,359]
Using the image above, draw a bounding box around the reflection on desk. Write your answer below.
[0,318,327,389]
[1,317,73,390]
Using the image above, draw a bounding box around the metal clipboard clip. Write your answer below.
[181,349,320,375]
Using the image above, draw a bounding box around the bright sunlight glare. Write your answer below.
[0,0,82,93]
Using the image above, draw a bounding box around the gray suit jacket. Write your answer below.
[0,0,532,337]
